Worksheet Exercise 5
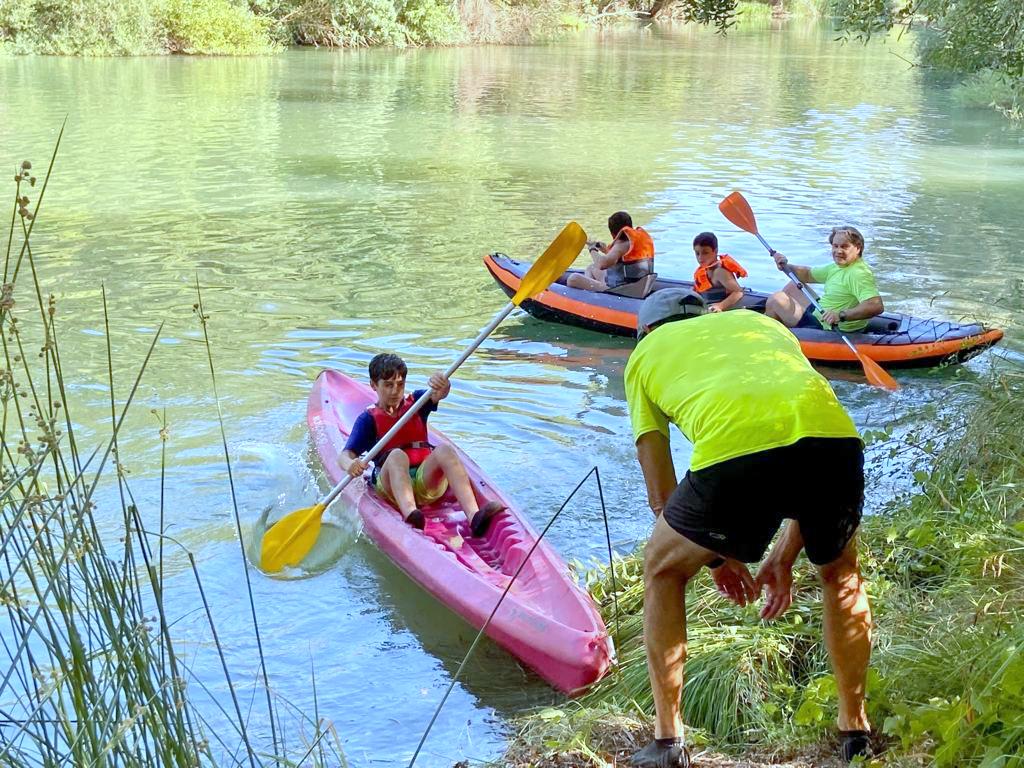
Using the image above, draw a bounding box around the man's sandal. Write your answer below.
[840,730,871,762]
[629,738,691,768]
[405,509,425,530]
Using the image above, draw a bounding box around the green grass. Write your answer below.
[509,366,1024,765]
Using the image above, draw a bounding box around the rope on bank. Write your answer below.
[408,465,621,768]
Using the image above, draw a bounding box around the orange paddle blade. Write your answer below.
[260,502,326,573]
[718,191,760,236]
[511,221,587,305]
[857,350,900,391]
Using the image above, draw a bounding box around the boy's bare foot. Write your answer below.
[470,500,506,537]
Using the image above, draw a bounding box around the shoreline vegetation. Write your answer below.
[1,139,348,765]
[506,364,1024,767]
[0,1,1020,119]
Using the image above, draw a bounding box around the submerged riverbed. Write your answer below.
[2,20,1022,766]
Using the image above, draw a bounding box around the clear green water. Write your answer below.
[1,21,1021,766]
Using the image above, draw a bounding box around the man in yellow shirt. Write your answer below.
[625,290,872,768]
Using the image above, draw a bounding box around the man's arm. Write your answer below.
[755,520,805,619]
[820,296,884,327]
[635,431,677,517]
[772,251,815,284]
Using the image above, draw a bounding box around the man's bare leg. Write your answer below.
[817,535,872,732]
[642,516,717,739]
[764,282,809,326]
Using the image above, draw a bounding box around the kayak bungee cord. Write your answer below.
[407,465,622,768]
[595,467,623,662]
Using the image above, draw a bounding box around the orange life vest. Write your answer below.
[693,254,747,294]
[368,395,432,467]
[606,226,655,288]
[620,226,655,263]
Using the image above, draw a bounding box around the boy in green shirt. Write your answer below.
[764,226,884,333]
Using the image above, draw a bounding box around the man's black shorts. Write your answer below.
[662,436,864,566]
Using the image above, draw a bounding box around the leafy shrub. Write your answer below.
[397,0,463,44]
[159,0,277,54]
[0,0,163,55]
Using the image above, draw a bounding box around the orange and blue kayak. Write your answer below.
[307,370,614,693]
[484,253,1004,369]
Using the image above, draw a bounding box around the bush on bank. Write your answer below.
[510,367,1024,766]
[832,0,1024,120]
[0,0,824,54]
[0,0,275,54]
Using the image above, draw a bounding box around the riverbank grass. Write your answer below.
[507,367,1024,766]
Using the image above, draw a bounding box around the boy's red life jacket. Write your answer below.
[606,226,655,288]
[368,395,432,467]
[693,254,747,293]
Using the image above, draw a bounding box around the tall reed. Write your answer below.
[0,130,346,766]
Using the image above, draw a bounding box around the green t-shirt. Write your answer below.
[625,310,859,472]
[808,259,880,333]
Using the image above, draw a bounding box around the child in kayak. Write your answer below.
[567,210,655,292]
[339,353,504,534]
[692,231,747,313]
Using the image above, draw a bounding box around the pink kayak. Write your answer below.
[307,369,614,693]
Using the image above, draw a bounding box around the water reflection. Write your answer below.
[2,21,1021,767]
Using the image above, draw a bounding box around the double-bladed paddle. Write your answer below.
[259,222,588,573]
[718,191,899,391]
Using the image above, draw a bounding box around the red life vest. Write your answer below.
[693,254,747,293]
[368,395,432,467]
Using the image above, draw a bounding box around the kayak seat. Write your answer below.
[606,273,658,299]
[502,542,532,577]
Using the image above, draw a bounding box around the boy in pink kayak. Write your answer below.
[339,353,503,534]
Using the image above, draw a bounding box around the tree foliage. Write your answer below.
[833,0,1024,118]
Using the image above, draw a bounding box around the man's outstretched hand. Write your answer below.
[755,557,794,620]
[710,558,759,607]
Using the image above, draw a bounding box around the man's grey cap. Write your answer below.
[636,288,706,339]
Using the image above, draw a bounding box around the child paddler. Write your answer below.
[567,210,655,292]
[339,353,504,534]
[691,231,747,313]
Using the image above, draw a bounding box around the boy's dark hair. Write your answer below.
[368,353,407,383]
[692,232,718,251]
[829,226,865,254]
[608,211,633,238]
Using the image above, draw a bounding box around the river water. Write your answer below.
[1,19,1022,767]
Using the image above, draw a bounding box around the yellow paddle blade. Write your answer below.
[260,502,326,573]
[511,221,587,306]
[858,351,900,391]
